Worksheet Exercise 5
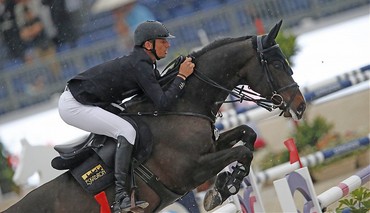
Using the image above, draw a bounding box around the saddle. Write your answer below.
[52,116,153,194]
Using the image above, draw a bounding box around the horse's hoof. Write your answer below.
[203,188,223,211]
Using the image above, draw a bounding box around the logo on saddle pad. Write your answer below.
[81,164,107,186]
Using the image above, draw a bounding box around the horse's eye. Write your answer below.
[272,61,283,69]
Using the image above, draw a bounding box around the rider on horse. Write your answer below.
[58,20,195,213]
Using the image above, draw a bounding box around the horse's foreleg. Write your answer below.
[203,125,257,211]
[216,125,256,153]
[214,125,256,190]
[215,125,256,183]
[193,145,252,183]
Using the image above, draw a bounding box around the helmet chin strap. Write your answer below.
[144,39,161,60]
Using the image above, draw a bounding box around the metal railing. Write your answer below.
[0,0,368,117]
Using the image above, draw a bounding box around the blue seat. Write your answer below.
[61,60,79,80]
[100,46,121,61]
[0,45,8,59]
[77,35,94,47]
[81,12,114,37]
[83,54,104,68]
[197,1,221,10]
[184,26,199,43]
[222,0,242,4]
[202,16,230,35]
[0,108,7,116]
[56,43,72,53]
[170,5,194,17]
[155,9,172,21]
[0,80,9,100]
[3,59,23,70]
[12,77,27,94]
[236,9,253,27]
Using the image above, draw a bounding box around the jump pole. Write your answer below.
[255,134,370,185]
[317,165,370,210]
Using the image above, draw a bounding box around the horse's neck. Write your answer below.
[177,66,242,118]
[177,75,226,116]
[179,39,254,117]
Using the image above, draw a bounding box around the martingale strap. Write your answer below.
[133,159,185,211]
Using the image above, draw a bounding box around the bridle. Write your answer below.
[256,35,300,115]
[192,35,300,114]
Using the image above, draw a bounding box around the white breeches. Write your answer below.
[58,90,136,145]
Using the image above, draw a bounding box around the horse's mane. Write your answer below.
[190,35,253,58]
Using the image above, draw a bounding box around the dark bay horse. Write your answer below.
[4,21,306,213]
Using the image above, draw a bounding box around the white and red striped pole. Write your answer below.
[317,165,370,209]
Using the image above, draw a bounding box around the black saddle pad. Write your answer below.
[70,150,114,194]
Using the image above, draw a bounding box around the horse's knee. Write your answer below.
[240,125,257,139]
[231,146,253,168]
[239,146,253,165]
[239,125,257,150]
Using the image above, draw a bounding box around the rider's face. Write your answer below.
[153,38,170,59]
[144,38,170,61]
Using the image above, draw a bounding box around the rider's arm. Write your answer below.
[135,61,186,110]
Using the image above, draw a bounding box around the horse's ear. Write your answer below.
[263,20,283,47]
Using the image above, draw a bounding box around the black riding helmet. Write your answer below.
[134,20,175,60]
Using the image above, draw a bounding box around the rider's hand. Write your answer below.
[178,57,195,80]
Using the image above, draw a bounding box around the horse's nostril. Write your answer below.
[298,102,306,113]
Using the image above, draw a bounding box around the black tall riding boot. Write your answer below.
[113,136,148,213]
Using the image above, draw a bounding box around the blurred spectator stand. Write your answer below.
[92,0,155,49]
[41,0,84,48]
[0,0,26,63]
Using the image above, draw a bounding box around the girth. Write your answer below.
[133,159,186,212]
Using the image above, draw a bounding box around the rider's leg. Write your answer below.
[114,136,148,212]
[58,90,136,142]
[59,90,148,211]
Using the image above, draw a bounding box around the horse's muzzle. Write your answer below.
[283,101,306,120]
[296,102,306,119]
